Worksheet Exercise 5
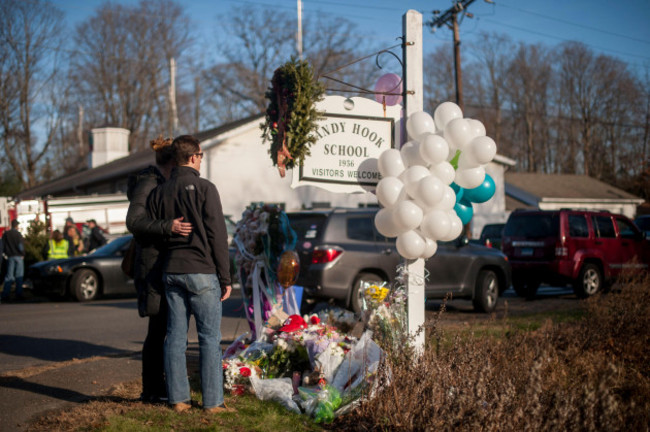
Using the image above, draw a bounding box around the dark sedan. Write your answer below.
[26,235,134,302]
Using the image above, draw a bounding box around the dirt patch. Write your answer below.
[25,380,143,432]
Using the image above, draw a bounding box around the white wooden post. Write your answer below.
[403,10,425,351]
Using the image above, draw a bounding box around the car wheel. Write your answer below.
[473,269,499,313]
[71,269,100,302]
[351,272,385,316]
[513,278,540,299]
[573,263,602,298]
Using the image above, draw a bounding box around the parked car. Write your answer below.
[634,214,650,238]
[26,235,134,302]
[288,208,511,314]
[502,209,649,298]
[474,223,505,250]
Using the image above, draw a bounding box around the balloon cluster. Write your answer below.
[375,102,497,260]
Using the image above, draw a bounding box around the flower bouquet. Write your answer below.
[222,312,382,423]
[360,269,409,353]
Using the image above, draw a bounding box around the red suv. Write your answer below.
[502,209,649,298]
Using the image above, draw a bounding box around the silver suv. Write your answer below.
[289,208,512,314]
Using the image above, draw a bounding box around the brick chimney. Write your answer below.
[89,127,130,168]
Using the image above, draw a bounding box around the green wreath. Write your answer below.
[261,59,325,175]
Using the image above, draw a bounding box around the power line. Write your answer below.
[481,18,650,62]
[462,102,648,130]
[495,2,650,46]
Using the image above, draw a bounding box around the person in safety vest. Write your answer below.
[44,230,69,260]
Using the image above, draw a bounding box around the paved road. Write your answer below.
[0,284,581,431]
[0,288,250,431]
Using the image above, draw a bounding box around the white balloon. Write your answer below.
[429,161,456,185]
[376,176,406,208]
[396,230,426,260]
[421,236,438,259]
[442,211,464,241]
[413,175,444,209]
[378,148,406,178]
[457,152,480,169]
[400,165,431,198]
[455,166,486,189]
[374,208,401,238]
[420,209,451,240]
[434,102,463,131]
[444,118,474,151]
[470,136,497,165]
[431,185,457,211]
[392,199,424,232]
[406,111,436,141]
[467,118,486,138]
[419,133,450,165]
[400,140,428,167]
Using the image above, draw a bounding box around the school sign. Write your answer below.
[291,95,402,193]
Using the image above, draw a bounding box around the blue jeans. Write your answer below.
[163,273,223,409]
[3,256,24,299]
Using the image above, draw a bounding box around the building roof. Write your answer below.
[505,173,643,207]
[16,149,153,200]
[16,113,264,200]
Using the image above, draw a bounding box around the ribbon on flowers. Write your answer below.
[249,258,276,340]
[283,285,300,316]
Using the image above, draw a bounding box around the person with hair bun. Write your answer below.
[126,136,192,404]
[148,134,232,413]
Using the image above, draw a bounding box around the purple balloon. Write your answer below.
[374,73,403,106]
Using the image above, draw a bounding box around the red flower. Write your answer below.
[232,384,245,396]
[310,316,321,325]
[222,363,228,370]
[239,367,252,377]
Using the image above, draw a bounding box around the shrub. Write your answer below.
[332,272,650,431]
[24,219,49,267]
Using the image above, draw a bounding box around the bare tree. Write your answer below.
[200,7,295,123]
[466,32,515,148]
[423,45,456,113]
[556,42,644,180]
[0,0,66,187]
[503,43,552,172]
[68,0,193,152]
[200,6,378,126]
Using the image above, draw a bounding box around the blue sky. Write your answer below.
[53,0,650,74]
[54,0,650,75]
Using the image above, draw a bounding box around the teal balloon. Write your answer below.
[463,174,495,203]
[450,182,464,203]
[454,198,474,225]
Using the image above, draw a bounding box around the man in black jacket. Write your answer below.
[2,219,25,302]
[86,219,107,251]
[148,135,232,413]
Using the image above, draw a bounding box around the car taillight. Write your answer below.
[555,246,568,257]
[311,247,343,264]
[485,239,492,248]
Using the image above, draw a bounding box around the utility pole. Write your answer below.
[297,0,303,60]
[77,104,84,152]
[169,58,178,136]
[194,75,201,134]
[427,0,477,112]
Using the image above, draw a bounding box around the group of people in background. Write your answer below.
[126,134,232,414]
[0,216,109,303]
[43,218,107,261]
